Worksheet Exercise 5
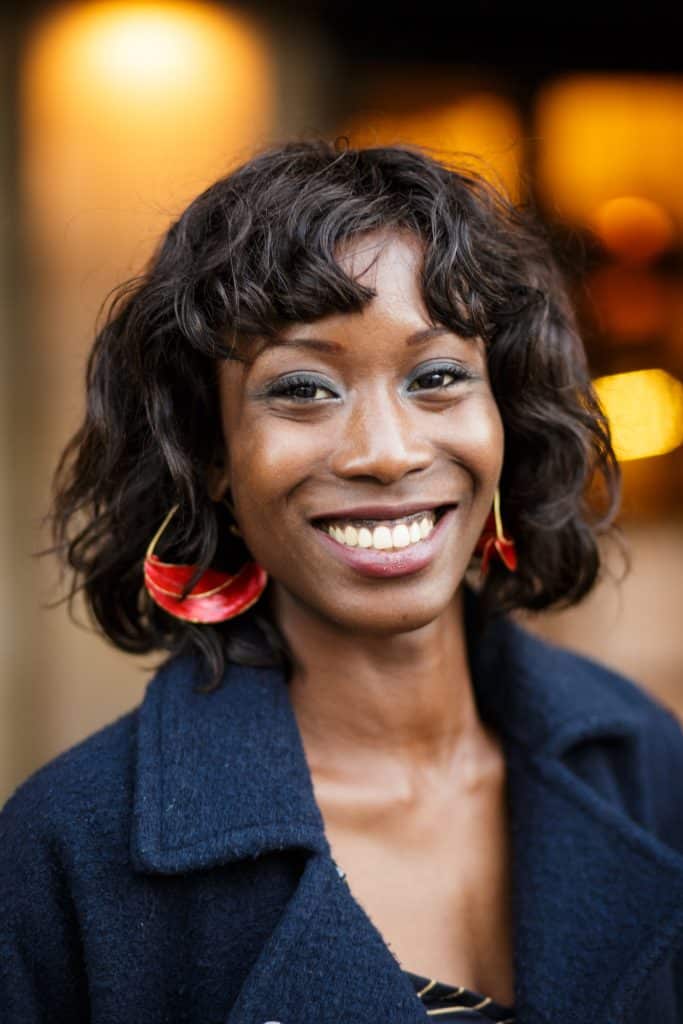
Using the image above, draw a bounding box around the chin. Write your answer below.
[319,582,463,637]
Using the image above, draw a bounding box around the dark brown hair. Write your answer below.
[42,138,623,691]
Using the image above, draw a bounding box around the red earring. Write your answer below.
[143,503,268,623]
[474,487,517,574]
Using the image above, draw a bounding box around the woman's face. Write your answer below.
[213,229,504,635]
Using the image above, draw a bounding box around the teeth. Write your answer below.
[344,525,358,547]
[324,511,437,551]
[373,525,392,549]
[392,524,411,548]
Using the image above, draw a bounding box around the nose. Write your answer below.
[329,385,433,484]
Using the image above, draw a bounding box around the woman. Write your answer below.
[2,139,683,1024]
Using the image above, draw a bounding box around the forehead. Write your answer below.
[334,228,425,295]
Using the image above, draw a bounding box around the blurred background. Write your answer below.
[1,1,682,804]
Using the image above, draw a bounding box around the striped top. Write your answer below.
[405,970,515,1021]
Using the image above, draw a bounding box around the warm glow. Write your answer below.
[593,196,675,265]
[20,0,276,546]
[22,2,274,265]
[75,6,211,86]
[588,265,671,342]
[536,76,683,235]
[594,369,683,461]
[26,2,273,100]
[342,91,524,201]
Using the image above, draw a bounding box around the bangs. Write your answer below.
[161,143,543,359]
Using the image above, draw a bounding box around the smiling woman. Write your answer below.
[2,140,683,1024]
[43,139,619,688]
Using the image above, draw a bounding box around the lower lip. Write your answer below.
[311,506,458,579]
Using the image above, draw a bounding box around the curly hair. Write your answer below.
[42,137,623,692]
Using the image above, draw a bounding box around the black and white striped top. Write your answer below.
[405,970,515,1022]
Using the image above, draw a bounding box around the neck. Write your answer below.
[272,585,487,796]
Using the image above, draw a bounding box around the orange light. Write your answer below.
[594,369,683,461]
[536,76,683,239]
[72,5,212,87]
[22,2,275,265]
[26,2,273,101]
[593,196,675,265]
[587,265,671,342]
[342,91,524,201]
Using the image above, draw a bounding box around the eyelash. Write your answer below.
[265,374,337,402]
[264,363,475,402]
[406,364,476,392]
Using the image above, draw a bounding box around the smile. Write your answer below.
[311,505,457,579]
[319,508,440,552]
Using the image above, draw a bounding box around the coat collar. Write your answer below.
[131,585,683,1024]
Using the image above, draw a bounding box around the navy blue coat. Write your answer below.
[2,588,683,1024]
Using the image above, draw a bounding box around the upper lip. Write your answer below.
[311,500,457,521]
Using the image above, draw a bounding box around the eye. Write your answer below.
[406,362,476,392]
[264,373,338,402]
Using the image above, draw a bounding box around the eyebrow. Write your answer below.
[265,325,454,354]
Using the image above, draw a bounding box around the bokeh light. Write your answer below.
[22,1,274,262]
[594,369,683,461]
[593,196,676,265]
[342,90,524,200]
[536,75,683,236]
[587,265,672,342]
[71,4,215,88]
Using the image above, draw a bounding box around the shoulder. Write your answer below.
[0,705,139,863]
[503,613,683,748]
[507,618,683,844]
[548,625,682,736]
[0,706,143,1006]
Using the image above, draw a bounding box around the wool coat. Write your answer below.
[2,587,683,1024]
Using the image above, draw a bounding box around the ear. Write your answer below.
[206,454,231,503]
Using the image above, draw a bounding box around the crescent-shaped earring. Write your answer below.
[473,487,518,574]
[143,503,268,623]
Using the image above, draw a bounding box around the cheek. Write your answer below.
[440,395,504,474]
[227,417,325,526]
[219,366,323,507]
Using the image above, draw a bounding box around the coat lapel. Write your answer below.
[130,587,683,1024]
[224,852,429,1024]
[473,605,683,1024]
[131,652,428,1023]
[505,746,683,1024]
[131,654,329,873]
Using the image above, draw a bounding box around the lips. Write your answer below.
[310,503,459,579]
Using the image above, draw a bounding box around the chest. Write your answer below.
[315,761,516,1008]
